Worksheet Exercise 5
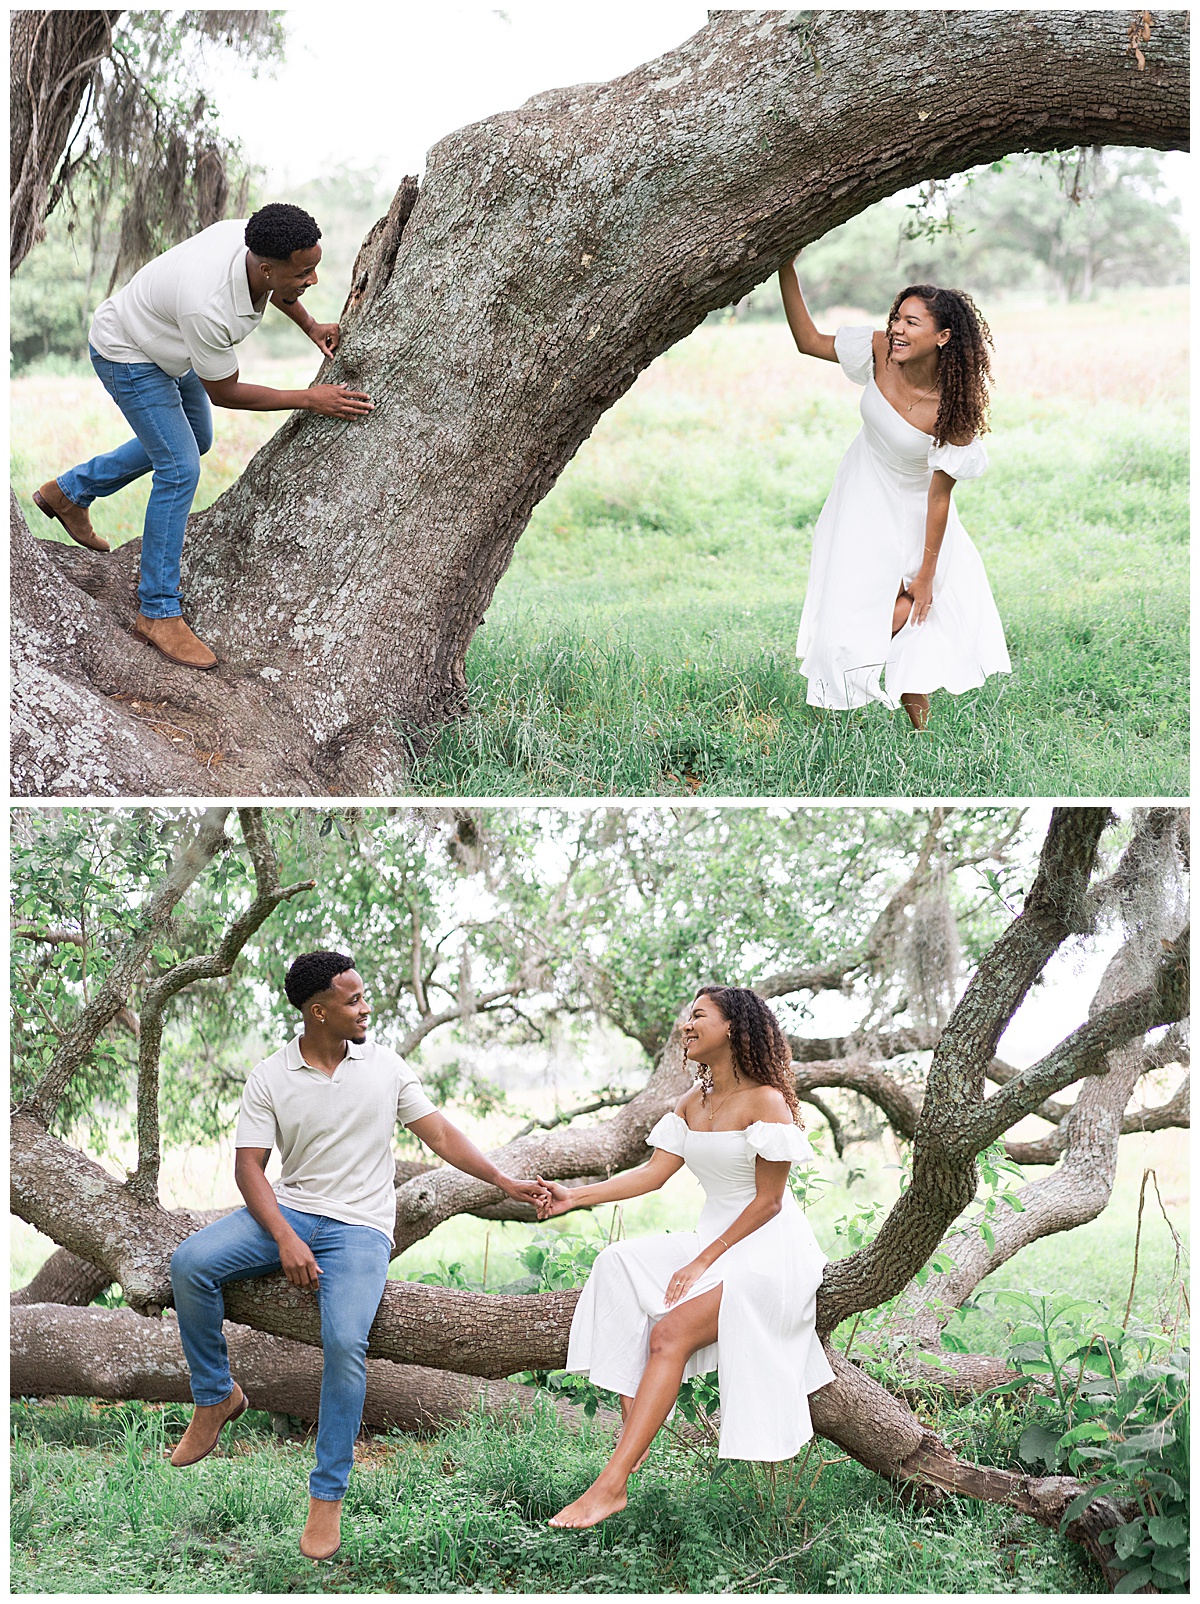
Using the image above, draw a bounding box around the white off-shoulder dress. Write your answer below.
[564,1113,835,1461]
[796,324,1011,710]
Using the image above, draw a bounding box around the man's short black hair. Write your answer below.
[245,203,321,262]
[285,950,356,1010]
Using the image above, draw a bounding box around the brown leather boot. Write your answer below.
[299,1496,343,1560]
[33,480,110,552]
[169,1383,248,1467]
[133,613,218,670]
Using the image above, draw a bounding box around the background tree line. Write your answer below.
[8,2,1188,373]
[12,148,1189,373]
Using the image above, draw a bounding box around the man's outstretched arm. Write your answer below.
[201,368,374,418]
[405,1112,548,1207]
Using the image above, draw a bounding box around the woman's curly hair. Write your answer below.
[885,284,994,446]
[693,985,801,1125]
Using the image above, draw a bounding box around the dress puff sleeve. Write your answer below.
[744,1120,817,1166]
[833,324,876,387]
[645,1111,689,1156]
[927,437,988,481]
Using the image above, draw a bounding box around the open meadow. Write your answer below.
[10,287,1187,798]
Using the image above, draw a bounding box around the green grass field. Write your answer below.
[10,288,1187,798]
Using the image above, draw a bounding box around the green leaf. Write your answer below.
[1017,1424,1063,1466]
[1147,1515,1188,1548]
[1113,1564,1156,1593]
[1060,1480,1124,1530]
[1113,1520,1149,1562]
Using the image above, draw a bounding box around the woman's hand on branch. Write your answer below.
[535,1177,576,1219]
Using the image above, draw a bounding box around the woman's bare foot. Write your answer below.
[549,1475,628,1529]
[900,691,930,730]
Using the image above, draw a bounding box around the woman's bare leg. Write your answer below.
[617,1395,652,1474]
[892,586,913,637]
[900,692,930,730]
[550,1287,722,1529]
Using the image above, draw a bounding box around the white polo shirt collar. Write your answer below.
[232,249,266,319]
[284,1034,365,1078]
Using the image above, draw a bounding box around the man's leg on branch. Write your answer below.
[168,1207,290,1466]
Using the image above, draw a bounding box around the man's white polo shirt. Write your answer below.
[89,219,267,381]
[234,1035,436,1245]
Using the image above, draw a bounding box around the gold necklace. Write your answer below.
[903,378,939,412]
[706,1086,740,1123]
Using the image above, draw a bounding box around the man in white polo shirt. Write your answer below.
[33,204,374,670]
[169,950,547,1561]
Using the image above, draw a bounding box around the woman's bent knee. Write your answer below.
[648,1326,690,1362]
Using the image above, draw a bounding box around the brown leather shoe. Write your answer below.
[169,1383,248,1467]
[133,613,218,671]
[299,1496,343,1561]
[33,480,110,552]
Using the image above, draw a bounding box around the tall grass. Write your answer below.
[9,289,1187,797]
[11,1392,1103,1594]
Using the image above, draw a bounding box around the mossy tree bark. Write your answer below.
[10,9,1190,795]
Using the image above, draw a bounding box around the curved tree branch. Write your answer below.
[128,809,315,1204]
[17,807,232,1127]
[816,808,1115,1334]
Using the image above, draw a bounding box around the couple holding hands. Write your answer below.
[169,952,832,1557]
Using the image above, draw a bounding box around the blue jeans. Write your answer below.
[170,1206,392,1501]
[58,346,213,619]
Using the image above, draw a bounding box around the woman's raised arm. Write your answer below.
[779,259,838,362]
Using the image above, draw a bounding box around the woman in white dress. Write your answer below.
[780,261,1011,729]
[535,985,834,1530]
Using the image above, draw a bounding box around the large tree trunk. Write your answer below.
[11,9,1189,796]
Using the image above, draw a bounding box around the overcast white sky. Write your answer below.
[218,6,1190,222]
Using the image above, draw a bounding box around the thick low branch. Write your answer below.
[390,1018,693,1254]
[10,1303,614,1435]
[19,806,232,1126]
